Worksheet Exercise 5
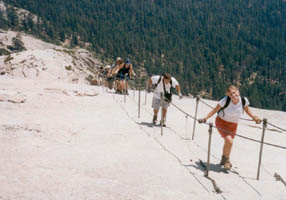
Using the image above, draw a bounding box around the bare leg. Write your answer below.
[153,109,159,116]
[116,80,121,92]
[152,109,159,124]
[162,108,167,122]
[223,135,233,158]
[125,81,128,91]
[120,80,125,92]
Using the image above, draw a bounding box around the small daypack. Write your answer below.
[218,96,246,116]
[154,76,173,103]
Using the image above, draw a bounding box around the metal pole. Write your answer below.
[134,74,138,98]
[206,122,213,177]
[185,115,189,140]
[124,75,127,103]
[257,118,267,180]
[138,85,141,118]
[124,83,126,103]
[144,79,148,105]
[160,93,164,136]
[133,81,135,98]
[192,96,200,140]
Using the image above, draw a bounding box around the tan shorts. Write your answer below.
[152,97,170,110]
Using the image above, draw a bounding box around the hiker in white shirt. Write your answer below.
[147,73,182,127]
[198,85,261,170]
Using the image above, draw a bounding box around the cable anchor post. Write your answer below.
[160,93,164,136]
[192,96,200,140]
[144,79,148,105]
[138,82,141,118]
[124,75,127,103]
[257,118,267,180]
[205,122,213,177]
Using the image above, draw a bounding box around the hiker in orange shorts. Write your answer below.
[198,85,262,170]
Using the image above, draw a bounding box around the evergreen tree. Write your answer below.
[6,7,19,28]
[11,35,26,52]
[2,0,286,111]
[0,10,8,29]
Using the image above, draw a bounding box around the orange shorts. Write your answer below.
[215,116,238,139]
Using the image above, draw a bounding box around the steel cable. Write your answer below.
[198,98,286,131]
[170,102,286,150]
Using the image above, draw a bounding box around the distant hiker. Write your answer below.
[105,57,124,90]
[104,65,114,89]
[97,66,107,85]
[147,73,182,127]
[110,57,124,93]
[198,85,262,170]
[115,58,134,94]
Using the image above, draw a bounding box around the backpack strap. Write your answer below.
[154,76,162,88]
[241,96,246,107]
[241,96,246,114]
[154,75,173,89]
[163,77,167,94]
[218,96,231,116]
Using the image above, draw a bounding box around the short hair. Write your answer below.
[226,85,240,96]
[163,73,171,80]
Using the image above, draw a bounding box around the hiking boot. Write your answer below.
[224,161,232,170]
[152,115,157,124]
[220,155,227,165]
[160,120,166,127]
[220,155,232,170]
[223,157,232,170]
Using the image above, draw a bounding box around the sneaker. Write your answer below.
[160,120,166,127]
[152,115,157,124]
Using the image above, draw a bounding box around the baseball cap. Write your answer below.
[125,58,131,64]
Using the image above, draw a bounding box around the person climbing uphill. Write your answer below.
[198,85,262,170]
[147,73,182,127]
[115,58,134,95]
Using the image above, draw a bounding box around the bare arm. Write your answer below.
[129,64,133,78]
[244,106,262,124]
[114,63,124,74]
[175,85,183,99]
[198,104,221,123]
[175,85,181,94]
[148,78,153,88]
[111,66,118,75]
[146,77,153,93]
[205,104,221,120]
[107,68,112,76]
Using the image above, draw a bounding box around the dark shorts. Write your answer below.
[106,77,114,82]
[116,73,130,81]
